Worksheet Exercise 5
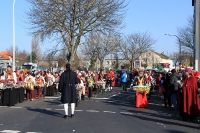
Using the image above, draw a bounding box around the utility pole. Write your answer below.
[12,0,16,71]
[193,0,200,71]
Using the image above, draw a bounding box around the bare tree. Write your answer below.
[7,46,29,66]
[177,16,194,54]
[119,32,156,69]
[84,32,117,69]
[170,51,193,69]
[56,44,68,68]
[26,0,126,66]
[31,34,41,63]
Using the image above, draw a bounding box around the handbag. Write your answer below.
[25,82,34,90]
[24,77,34,90]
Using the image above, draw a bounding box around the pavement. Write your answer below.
[0,87,200,133]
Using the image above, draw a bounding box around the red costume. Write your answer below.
[135,76,148,108]
[107,71,116,87]
[181,75,200,117]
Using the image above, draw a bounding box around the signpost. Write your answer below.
[134,60,141,69]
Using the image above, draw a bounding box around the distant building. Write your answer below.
[137,50,173,70]
[0,51,13,67]
[81,50,173,71]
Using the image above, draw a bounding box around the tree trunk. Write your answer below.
[100,59,104,69]
[131,60,134,70]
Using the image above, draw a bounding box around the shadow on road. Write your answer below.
[44,100,61,105]
[104,88,200,130]
[164,130,189,133]
[25,106,63,118]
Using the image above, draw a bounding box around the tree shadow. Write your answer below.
[103,89,200,130]
[44,100,61,105]
[164,130,191,133]
[120,109,199,129]
[25,106,63,118]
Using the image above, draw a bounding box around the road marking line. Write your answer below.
[44,108,51,110]
[55,109,64,110]
[86,110,99,112]
[75,110,83,111]
[120,112,133,115]
[91,98,109,100]
[103,111,116,113]
[26,132,43,133]
[10,107,22,108]
[0,130,21,133]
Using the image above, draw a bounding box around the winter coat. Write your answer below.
[59,70,78,104]
[169,72,179,94]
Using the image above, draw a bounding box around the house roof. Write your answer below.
[0,51,13,60]
[149,50,170,60]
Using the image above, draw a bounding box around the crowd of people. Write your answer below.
[127,68,200,122]
[0,65,117,103]
[0,64,200,122]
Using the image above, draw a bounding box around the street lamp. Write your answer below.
[164,34,182,54]
[165,34,182,67]
[13,0,16,71]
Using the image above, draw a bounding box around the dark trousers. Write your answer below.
[88,86,93,98]
[163,90,171,107]
[121,82,127,91]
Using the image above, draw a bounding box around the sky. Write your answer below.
[0,0,194,56]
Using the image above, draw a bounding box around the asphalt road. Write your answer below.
[0,87,200,133]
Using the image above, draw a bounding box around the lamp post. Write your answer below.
[165,34,182,68]
[13,0,16,71]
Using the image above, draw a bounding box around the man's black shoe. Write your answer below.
[63,115,68,119]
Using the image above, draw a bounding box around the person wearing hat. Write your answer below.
[179,68,200,121]
[59,63,79,119]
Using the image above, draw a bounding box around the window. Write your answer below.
[107,61,110,65]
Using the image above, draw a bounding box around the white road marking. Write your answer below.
[58,104,64,106]
[0,130,21,133]
[157,123,164,125]
[44,108,51,110]
[75,110,83,111]
[86,110,99,112]
[120,112,133,115]
[103,111,116,113]
[91,98,109,100]
[55,109,64,110]
[26,132,43,133]
[0,124,3,125]
[10,107,22,108]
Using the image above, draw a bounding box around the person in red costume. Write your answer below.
[179,68,200,121]
[106,69,116,92]
[134,70,148,108]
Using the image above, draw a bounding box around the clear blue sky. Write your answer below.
[0,0,193,55]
